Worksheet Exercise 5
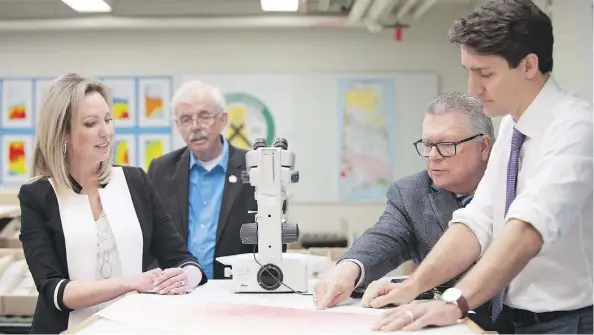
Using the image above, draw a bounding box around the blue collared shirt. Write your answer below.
[188,138,229,279]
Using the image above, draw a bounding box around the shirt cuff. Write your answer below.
[52,278,72,312]
[178,261,208,286]
[177,261,202,269]
[338,258,365,289]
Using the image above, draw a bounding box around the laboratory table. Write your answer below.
[63,279,486,334]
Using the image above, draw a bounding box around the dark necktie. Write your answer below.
[457,194,473,208]
[491,128,526,322]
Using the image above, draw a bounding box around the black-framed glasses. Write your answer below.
[414,134,484,157]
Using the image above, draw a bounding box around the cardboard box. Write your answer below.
[288,248,418,278]
[285,248,346,278]
[0,189,19,206]
[0,219,21,249]
[287,247,347,262]
[0,249,37,316]
[0,205,19,220]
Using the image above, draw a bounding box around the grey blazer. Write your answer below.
[340,170,494,331]
[341,170,462,287]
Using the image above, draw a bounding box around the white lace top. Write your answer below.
[93,212,123,313]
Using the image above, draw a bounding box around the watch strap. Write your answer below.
[441,288,469,319]
[455,295,469,319]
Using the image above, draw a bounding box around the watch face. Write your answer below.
[442,288,462,302]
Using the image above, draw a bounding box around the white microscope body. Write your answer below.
[223,137,307,293]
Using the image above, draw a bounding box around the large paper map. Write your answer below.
[96,292,380,334]
[338,78,396,202]
[92,289,480,334]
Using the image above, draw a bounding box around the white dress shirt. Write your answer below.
[450,77,593,313]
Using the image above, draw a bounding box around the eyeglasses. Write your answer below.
[175,113,219,128]
[414,134,484,157]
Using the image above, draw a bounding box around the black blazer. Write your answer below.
[18,165,207,334]
[147,144,264,279]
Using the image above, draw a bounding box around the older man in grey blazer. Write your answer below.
[313,91,495,330]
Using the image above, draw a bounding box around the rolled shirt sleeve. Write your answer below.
[448,119,512,256]
[449,177,495,257]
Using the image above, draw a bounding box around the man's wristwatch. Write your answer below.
[440,288,469,319]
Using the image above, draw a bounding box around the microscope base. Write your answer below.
[222,254,308,293]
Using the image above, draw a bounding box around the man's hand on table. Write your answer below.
[372,300,462,331]
[313,261,360,309]
[152,268,195,295]
[361,279,420,308]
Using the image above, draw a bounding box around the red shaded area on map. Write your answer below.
[9,106,26,120]
[9,142,24,161]
[341,149,391,180]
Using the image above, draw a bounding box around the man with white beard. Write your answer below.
[146,80,262,280]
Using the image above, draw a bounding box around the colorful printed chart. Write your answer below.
[337,77,396,202]
[0,76,173,185]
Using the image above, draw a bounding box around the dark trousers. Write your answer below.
[494,304,593,334]
[469,302,496,332]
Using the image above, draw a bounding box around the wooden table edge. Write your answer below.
[65,315,492,334]
[64,315,490,335]
[464,317,492,334]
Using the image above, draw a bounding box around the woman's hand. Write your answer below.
[152,268,191,295]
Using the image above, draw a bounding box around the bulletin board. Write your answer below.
[0,76,174,186]
[286,72,438,203]
[0,72,438,203]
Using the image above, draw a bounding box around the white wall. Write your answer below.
[549,0,593,103]
[0,4,469,87]
[0,1,589,236]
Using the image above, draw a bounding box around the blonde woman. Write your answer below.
[18,73,207,334]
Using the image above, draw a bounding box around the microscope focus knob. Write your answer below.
[291,171,299,183]
[273,138,288,150]
[241,170,250,184]
[253,138,267,150]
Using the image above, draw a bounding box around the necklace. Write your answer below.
[96,213,112,279]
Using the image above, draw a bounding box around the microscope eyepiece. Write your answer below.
[253,138,267,150]
[273,138,288,150]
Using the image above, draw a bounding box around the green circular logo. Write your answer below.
[224,93,275,150]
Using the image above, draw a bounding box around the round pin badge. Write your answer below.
[229,175,237,183]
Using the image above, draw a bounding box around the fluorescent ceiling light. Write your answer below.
[61,0,112,13]
[261,0,299,12]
